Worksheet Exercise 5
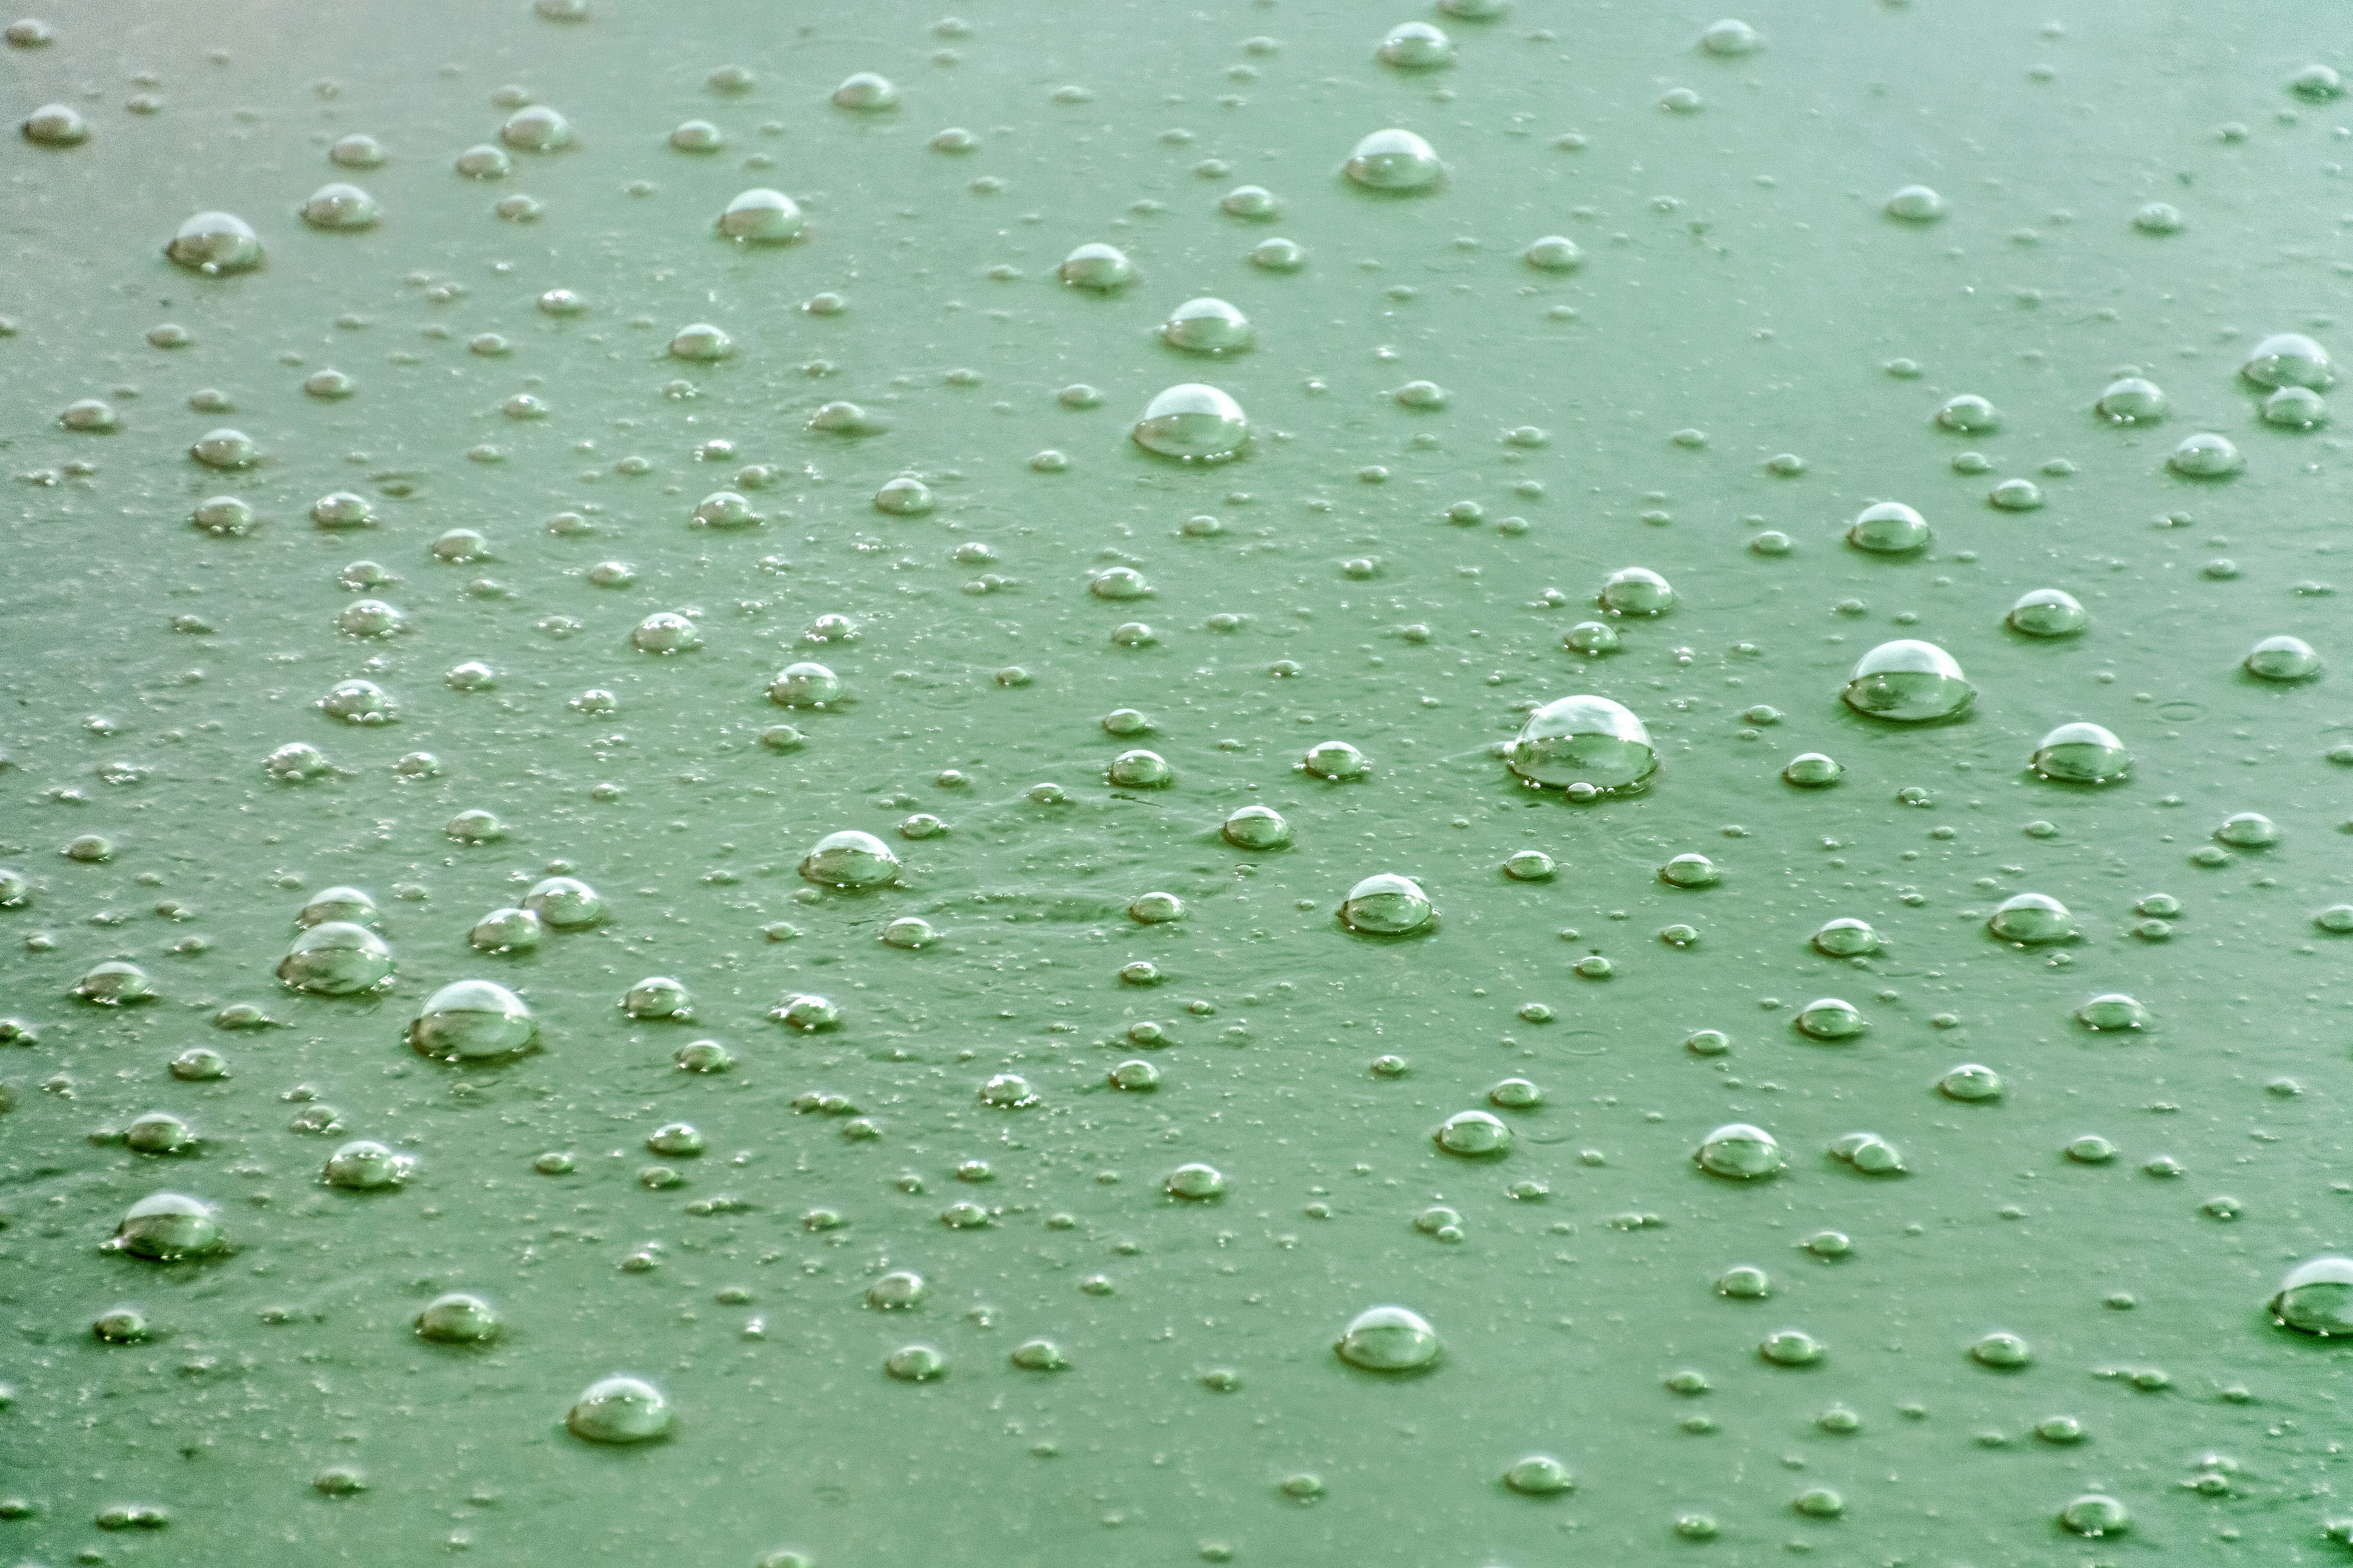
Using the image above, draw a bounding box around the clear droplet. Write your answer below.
[165,212,262,274]
[2031,722,2129,783]
[1343,128,1442,191]
[1505,695,1657,792]
[1842,640,1974,722]
[2008,588,2087,637]
[1335,1305,1440,1370]
[799,830,899,889]
[407,980,537,1061]
[1695,1122,1784,1178]
[566,1376,671,1443]
[1132,384,1248,461]
[1847,501,1929,554]
[1340,872,1432,934]
[276,922,395,995]
[718,188,804,243]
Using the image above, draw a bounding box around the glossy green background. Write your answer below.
[5,0,2353,1562]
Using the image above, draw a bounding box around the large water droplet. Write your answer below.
[768,661,842,707]
[2095,376,2167,423]
[276,922,395,995]
[2241,332,2333,390]
[1847,501,1929,554]
[1695,1123,1784,1179]
[1344,128,1442,190]
[500,105,573,151]
[2031,722,2129,783]
[2007,588,2087,637]
[1335,1305,1440,1370]
[1505,695,1656,792]
[831,72,899,111]
[165,212,262,274]
[523,876,604,928]
[323,1139,411,1190]
[1221,805,1291,850]
[1435,1109,1511,1156]
[800,830,899,889]
[1132,384,1248,461]
[566,1376,671,1443]
[2168,432,2242,478]
[415,1292,500,1343]
[407,980,537,1061]
[1377,22,1453,67]
[301,182,379,230]
[718,188,804,242]
[2244,635,2320,681]
[1841,640,1974,722]
[109,1193,221,1260]
[2271,1257,2353,1335]
[1058,242,1135,291]
[1161,296,1253,353]
[1340,872,1432,934]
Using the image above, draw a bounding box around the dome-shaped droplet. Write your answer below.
[1794,997,1866,1040]
[2241,332,2333,390]
[621,977,692,1021]
[669,118,723,152]
[415,1292,500,1344]
[2095,376,2167,423]
[1106,748,1171,787]
[318,679,395,724]
[1058,242,1134,291]
[1335,1305,1440,1370]
[323,1139,410,1190]
[2169,432,2242,478]
[22,102,87,146]
[566,1376,671,1443]
[1847,501,1929,554]
[110,1193,221,1259]
[2031,722,2129,783]
[1221,804,1291,850]
[1884,184,1944,221]
[667,323,732,362]
[407,980,537,1061]
[2262,385,2329,428]
[768,661,842,707]
[1659,853,1719,889]
[1340,872,1432,934]
[1162,296,1253,353]
[301,182,379,230]
[166,211,263,273]
[2058,1495,2128,1537]
[1132,384,1248,461]
[122,1112,193,1154]
[190,428,257,469]
[1938,1063,2003,1101]
[1830,1131,1904,1174]
[1505,695,1657,792]
[800,830,899,889]
[1344,128,1442,190]
[1841,640,1974,722]
[522,876,604,928]
[1699,17,1761,54]
[1302,739,1367,779]
[1165,1162,1225,1199]
[2271,1257,2353,1335]
[630,610,701,654]
[2244,635,2320,681]
[276,922,395,995]
[2215,810,2278,847]
[1812,918,1880,957]
[1599,566,1674,615]
[75,961,153,1005]
[298,886,380,929]
[1435,1109,1510,1156]
[1695,1123,1784,1179]
[831,72,899,110]
[1988,892,2072,944]
[469,907,541,953]
[717,188,804,242]
[1523,234,1583,271]
[2007,588,2087,637]
[873,476,933,516]
[1503,1455,1574,1494]
[2074,992,2150,1031]
[500,105,573,151]
[1377,22,1453,67]
[1782,752,1843,787]
[1935,393,1999,433]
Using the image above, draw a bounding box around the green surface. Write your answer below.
[6,0,2353,1562]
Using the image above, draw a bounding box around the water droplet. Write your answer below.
[1811,918,1880,957]
[1794,997,1865,1041]
[1344,128,1442,191]
[566,1376,670,1443]
[122,1112,193,1155]
[93,1306,148,1343]
[1696,1123,1783,1178]
[21,102,86,145]
[1058,242,1135,291]
[276,922,394,995]
[1598,566,1674,615]
[2031,722,2129,783]
[978,1073,1039,1109]
[1934,393,1999,433]
[1132,384,1248,461]
[716,188,805,244]
[1831,1131,1904,1173]
[2095,375,2167,423]
[1220,185,1280,219]
[1972,1331,2032,1368]
[1781,752,1843,787]
[1301,740,1368,779]
[1939,1063,2003,1101]
[188,428,257,470]
[2270,1256,2353,1334]
[1700,17,1761,54]
[669,118,723,152]
[166,212,262,274]
[2065,1135,2115,1163]
[2242,332,2333,389]
[1505,695,1657,792]
[2244,634,2320,681]
[768,661,842,707]
[831,72,899,112]
[1249,235,1306,271]
[2215,811,2278,848]
[1885,185,1945,221]
[500,105,572,151]
[1717,1264,1771,1297]
[1847,501,1929,554]
[1988,478,2043,511]
[1502,849,1554,881]
[1659,853,1719,889]
[1009,1338,1067,1371]
[1165,1162,1225,1199]
[799,830,899,889]
[1335,1305,1440,1370]
[1340,872,1432,934]
[1487,1077,1544,1109]
[301,182,378,230]
[170,1048,228,1081]
[2058,1494,2128,1538]
[2262,385,2329,428]
[1210,803,1293,853]
[1759,1328,1823,1365]
[2075,993,2151,1031]
[323,1139,411,1190]
[108,1193,221,1260]
[667,323,732,362]
[455,143,511,178]
[769,992,841,1031]
[1162,296,1253,353]
[1842,640,1974,722]
[408,980,537,1061]
[2007,588,2087,637]
[2169,432,2242,478]
[75,961,153,1005]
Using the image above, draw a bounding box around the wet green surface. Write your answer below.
[6,0,2353,1562]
